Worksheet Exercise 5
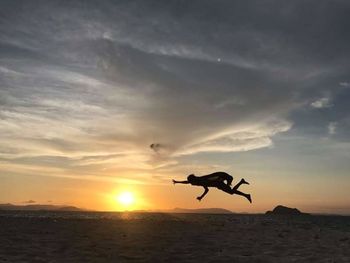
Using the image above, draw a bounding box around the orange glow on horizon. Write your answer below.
[106,187,147,211]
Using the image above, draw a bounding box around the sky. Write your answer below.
[0,0,349,214]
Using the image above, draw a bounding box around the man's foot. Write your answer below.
[241,178,249,185]
[246,194,252,203]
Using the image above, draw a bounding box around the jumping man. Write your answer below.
[172,171,252,203]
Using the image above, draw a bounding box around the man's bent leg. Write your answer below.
[219,173,233,186]
[217,183,252,203]
[216,183,232,193]
[226,175,233,186]
[231,189,252,203]
[232,178,249,191]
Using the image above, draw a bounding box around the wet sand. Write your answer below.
[0,212,349,262]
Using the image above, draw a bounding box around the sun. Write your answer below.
[116,192,135,208]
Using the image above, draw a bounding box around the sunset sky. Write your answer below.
[1,0,349,214]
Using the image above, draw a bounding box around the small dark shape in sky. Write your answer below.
[150,143,162,153]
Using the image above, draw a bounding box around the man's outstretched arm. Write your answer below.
[197,186,209,201]
[172,179,189,184]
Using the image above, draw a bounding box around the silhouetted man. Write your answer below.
[173,172,251,203]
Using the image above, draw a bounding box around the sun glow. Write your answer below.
[116,191,135,209]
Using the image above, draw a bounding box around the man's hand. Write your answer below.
[197,187,208,201]
[172,179,176,185]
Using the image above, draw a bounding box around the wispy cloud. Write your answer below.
[339,82,350,87]
[328,122,337,135]
[311,97,331,109]
[175,119,292,155]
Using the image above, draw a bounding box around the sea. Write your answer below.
[0,210,349,231]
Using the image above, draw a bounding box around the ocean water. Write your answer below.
[0,210,349,231]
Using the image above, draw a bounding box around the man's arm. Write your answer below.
[197,186,209,201]
[172,179,189,185]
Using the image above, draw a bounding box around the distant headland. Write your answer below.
[265,205,309,216]
[0,203,82,211]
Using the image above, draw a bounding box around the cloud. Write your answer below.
[0,1,349,183]
[176,119,292,155]
[311,97,331,109]
[339,82,350,87]
[328,122,337,135]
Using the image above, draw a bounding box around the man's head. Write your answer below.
[187,174,196,183]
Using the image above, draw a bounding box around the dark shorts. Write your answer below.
[209,181,230,191]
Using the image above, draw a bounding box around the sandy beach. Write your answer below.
[0,211,349,262]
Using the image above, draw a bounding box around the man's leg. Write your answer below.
[217,173,233,186]
[230,189,252,203]
[232,178,249,191]
[217,183,252,203]
[226,175,233,186]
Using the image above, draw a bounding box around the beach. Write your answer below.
[0,211,349,262]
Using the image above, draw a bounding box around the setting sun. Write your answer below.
[116,192,135,208]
